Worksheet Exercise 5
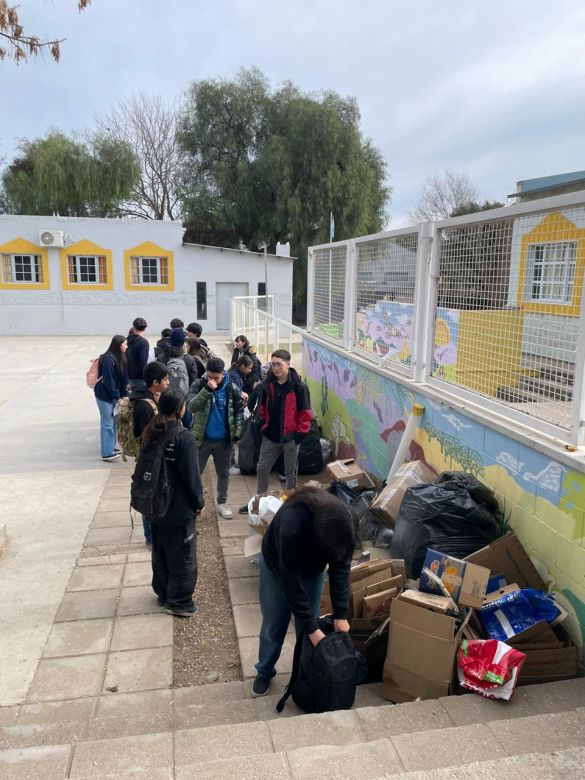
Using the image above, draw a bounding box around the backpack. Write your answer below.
[86,358,100,389]
[276,617,365,714]
[117,398,157,462]
[130,431,176,519]
[167,356,190,395]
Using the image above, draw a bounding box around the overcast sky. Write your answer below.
[2,0,585,227]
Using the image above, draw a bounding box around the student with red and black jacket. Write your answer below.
[255,349,312,493]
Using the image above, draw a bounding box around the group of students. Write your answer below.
[92,315,356,697]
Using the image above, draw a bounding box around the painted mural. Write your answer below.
[303,336,585,657]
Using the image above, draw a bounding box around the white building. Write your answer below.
[0,215,294,335]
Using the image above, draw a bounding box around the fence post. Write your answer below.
[307,249,314,332]
[344,240,357,351]
[570,278,585,445]
[413,223,434,382]
[423,223,441,382]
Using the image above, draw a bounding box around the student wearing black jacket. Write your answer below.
[94,335,129,462]
[126,317,149,391]
[141,390,205,617]
[252,486,354,696]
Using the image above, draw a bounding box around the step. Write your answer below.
[496,385,541,404]
[0,677,584,753]
[517,376,573,401]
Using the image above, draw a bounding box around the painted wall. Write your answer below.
[0,215,293,335]
[303,335,585,658]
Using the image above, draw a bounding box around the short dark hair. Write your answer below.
[187,322,202,337]
[207,357,225,373]
[161,328,171,338]
[271,349,291,363]
[170,318,184,329]
[133,317,147,331]
[143,361,168,388]
[238,355,254,368]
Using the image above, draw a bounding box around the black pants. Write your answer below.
[151,517,197,609]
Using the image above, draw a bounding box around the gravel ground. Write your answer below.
[172,469,242,687]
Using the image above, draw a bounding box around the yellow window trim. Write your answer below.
[0,238,50,290]
[59,240,113,291]
[518,213,585,317]
[124,241,175,292]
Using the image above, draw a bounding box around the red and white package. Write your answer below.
[457,638,526,700]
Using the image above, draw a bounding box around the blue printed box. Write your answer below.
[419,549,490,609]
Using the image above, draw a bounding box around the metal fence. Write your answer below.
[231,295,304,370]
[306,191,585,446]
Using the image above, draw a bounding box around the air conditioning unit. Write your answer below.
[39,230,64,247]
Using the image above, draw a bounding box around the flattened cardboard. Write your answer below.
[363,587,398,620]
[243,534,262,561]
[465,533,545,590]
[326,459,375,490]
[420,549,490,608]
[370,461,435,527]
[399,589,453,614]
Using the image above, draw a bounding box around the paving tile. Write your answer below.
[76,554,126,567]
[18,698,95,724]
[177,752,291,780]
[56,590,118,622]
[100,485,131,499]
[123,562,153,587]
[228,578,260,605]
[288,738,401,780]
[513,678,585,714]
[175,697,258,729]
[485,709,585,756]
[96,689,171,719]
[221,540,247,556]
[70,731,172,777]
[81,544,131,558]
[117,586,161,616]
[224,555,259,578]
[89,708,173,741]
[84,527,131,547]
[26,655,106,702]
[353,683,386,709]
[391,722,507,772]
[174,681,244,706]
[96,498,132,514]
[127,550,152,563]
[0,744,71,779]
[356,700,452,740]
[218,520,253,538]
[103,647,172,693]
[439,690,537,726]
[254,694,303,720]
[269,710,364,752]
[106,474,133,486]
[91,511,132,528]
[110,614,172,651]
[175,721,273,764]
[68,565,124,592]
[239,635,295,678]
[44,619,113,657]
[0,719,88,750]
[0,707,18,727]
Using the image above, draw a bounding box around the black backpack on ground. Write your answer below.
[130,430,176,519]
[276,617,365,714]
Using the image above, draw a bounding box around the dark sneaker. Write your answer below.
[252,675,270,696]
[145,540,152,549]
[239,504,249,515]
[164,605,198,618]
[101,453,121,462]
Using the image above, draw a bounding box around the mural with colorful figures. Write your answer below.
[303,336,585,657]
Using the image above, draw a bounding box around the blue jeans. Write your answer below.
[142,516,152,545]
[95,397,117,457]
[255,556,325,680]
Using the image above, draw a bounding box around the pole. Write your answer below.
[264,245,270,359]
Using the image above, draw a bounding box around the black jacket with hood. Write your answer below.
[126,332,150,381]
[154,337,171,358]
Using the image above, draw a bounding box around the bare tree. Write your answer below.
[410,170,479,223]
[0,1,91,63]
[94,94,184,220]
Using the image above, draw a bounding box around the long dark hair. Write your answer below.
[101,335,127,375]
[235,334,250,351]
[142,389,186,447]
[284,486,356,562]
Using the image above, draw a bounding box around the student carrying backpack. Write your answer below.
[166,357,190,395]
[159,328,198,395]
[276,617,365,713]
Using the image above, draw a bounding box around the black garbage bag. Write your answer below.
[328,480,377,546]
[391,471,504,578]
[237,417,261,475]
[274,417,323,475]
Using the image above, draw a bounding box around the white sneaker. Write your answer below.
[229,466,241,476]
[218,504,233,519]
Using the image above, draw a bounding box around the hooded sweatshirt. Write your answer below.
[126,332,150,381]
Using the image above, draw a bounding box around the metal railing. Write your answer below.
[307,191,585,446]
[231,295,304,370]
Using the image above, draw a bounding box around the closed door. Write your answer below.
[216,282,249,330]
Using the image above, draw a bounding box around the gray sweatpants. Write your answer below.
[256,437,300,493]
[198,439,233,504]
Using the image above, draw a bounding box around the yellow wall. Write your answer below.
[124,241,174,292]
[59,239,113,291]
[0,238,49,290]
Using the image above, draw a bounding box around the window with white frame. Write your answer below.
[130,255,169,286]
[525,241,577,305]
[1,253,43,283]
[67,255,108,285]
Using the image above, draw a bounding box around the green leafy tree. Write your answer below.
[179,68,389,319]
[2,131,140,216]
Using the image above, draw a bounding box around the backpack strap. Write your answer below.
[275,628,306,713]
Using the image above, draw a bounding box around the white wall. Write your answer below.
[0,216,293,335]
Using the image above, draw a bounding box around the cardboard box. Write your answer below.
[419,549,490,609]
[399,589,454,614]
[350,560,405,618]
[383,594,470,702]
[326,459,375,490]
[465,533,545,590]
[370,461,435,526]
[243,534,262,562]
[363,587,398,620]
